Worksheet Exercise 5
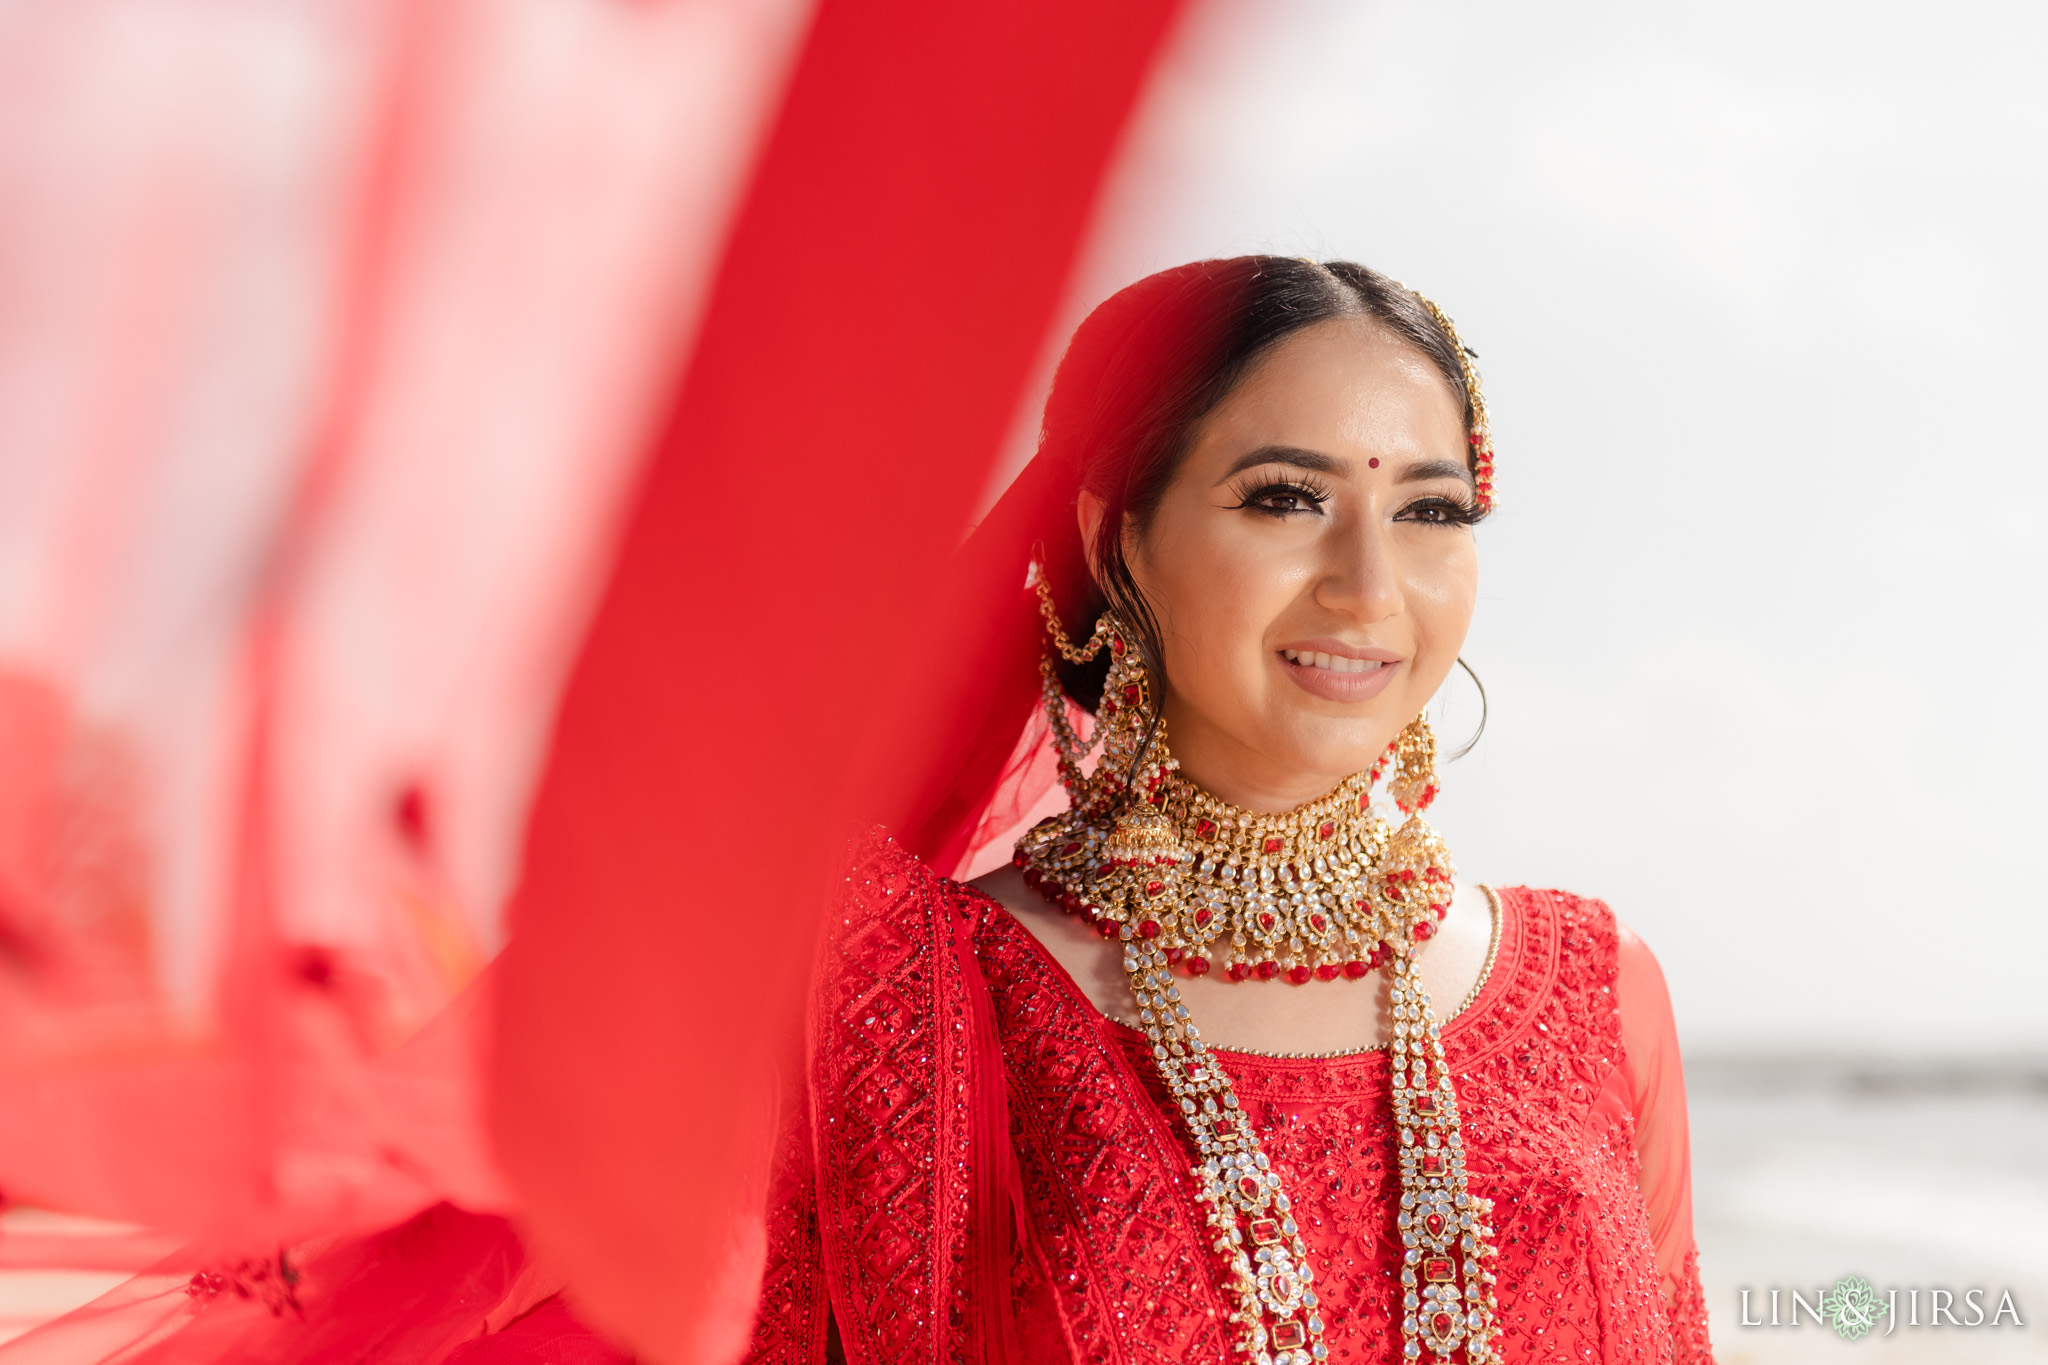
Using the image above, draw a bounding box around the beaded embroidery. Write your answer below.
[1013,592,1501,1364]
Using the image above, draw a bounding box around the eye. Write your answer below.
[1227,477,1332,518]
[1395,494,1483,527]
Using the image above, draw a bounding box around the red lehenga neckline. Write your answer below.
[961,879,1521,1086]
[750,842,1712,1365]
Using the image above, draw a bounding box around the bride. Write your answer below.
[7,256,1706,1365]
[743,257,1713,1365]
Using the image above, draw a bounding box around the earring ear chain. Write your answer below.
[1012,573,1501,1365]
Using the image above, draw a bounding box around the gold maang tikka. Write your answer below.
[1011,570,1501,1365]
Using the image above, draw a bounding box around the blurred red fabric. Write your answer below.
[0,0,809,1262]
[0,0,1184,1359]
[490,1,1185,1358]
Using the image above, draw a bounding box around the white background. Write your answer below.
[1027,0,2048,1057]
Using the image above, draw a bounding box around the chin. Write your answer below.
[1275,719,1394,784]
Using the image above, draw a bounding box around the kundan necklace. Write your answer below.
[1012,580,1502,1365]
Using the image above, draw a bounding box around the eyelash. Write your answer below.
[1225,477,1486,527]
[1397,495,1486,528]
[1226,476,1332,517]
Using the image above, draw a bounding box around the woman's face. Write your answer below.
[1083,316,1480,811]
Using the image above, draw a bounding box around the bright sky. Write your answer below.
[1024,0,2048,1053]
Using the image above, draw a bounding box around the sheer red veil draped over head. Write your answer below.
[899,256,1489,871]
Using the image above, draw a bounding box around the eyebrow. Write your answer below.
[1216,445,1345,482]
[1217,445,1475,487]
[1402,458,1476,488]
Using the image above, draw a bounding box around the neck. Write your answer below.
[1160,701,1352,814]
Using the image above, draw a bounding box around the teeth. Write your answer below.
[1282,649,1384,675]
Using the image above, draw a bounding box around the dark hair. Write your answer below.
[1036,256,1482,713]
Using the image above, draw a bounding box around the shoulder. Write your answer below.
[1491,884,1621,959]
[1494,886,1677,1020]
[836,829,990,928]
[1493,884,1615,930]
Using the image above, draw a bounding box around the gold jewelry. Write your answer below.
[1011,582,1501,1364]
[1409,292,1497,513]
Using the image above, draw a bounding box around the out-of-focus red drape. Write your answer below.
[491,1,1186,1358]
[0,0,1187,1359]
[0,0,810,1247]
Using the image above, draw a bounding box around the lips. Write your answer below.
[1278,643,1401,702]
[1280,647,1383,676]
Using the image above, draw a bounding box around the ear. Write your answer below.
[1075,489,1109,570]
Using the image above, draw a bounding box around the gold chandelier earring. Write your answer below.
[1027,565,1191,932]
[1381,710,1456,941]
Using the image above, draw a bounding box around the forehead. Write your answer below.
[1192,317,1466,464]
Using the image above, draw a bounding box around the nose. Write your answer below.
[1312,506,1403,624]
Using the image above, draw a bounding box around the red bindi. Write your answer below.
[1368,457,1380,469]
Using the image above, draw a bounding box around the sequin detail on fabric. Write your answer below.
[983,881,1713,1365]
[1667,1245,1713,1365]
[742,1070,829,1364]
[805,834,977,1364]
[755,845,1712,1365]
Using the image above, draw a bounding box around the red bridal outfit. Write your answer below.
[746,838,1713,1365]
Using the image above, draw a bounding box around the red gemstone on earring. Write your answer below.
[1262,836,1284,854]
[1315,963,1340,981]
[1255,961,1279,981]
[1195,818,1217,839]
[1060,841,1081,856]
[1343,959,1369,979]
[1186,956,1211,976]
[1286,965,1312,985]
[1122,684,1142,704]
[1413,920,1434,941]
[1111,635,1125,655]
[1138,919,1162,939]
[1097,919,1119,939]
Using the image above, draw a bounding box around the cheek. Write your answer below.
[1401,538,1479,651]
[1143,518,1307,663]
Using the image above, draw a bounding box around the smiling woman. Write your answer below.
[738,258,1716,1365]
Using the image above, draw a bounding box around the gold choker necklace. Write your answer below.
[1017,764,1461,984]
[1014,577,1500,1365]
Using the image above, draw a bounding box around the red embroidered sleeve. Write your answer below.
[741,1073,829,1365]
[804,834,978,1365]
[1614,922,1715,1364]
[1665,1244,1715,1365]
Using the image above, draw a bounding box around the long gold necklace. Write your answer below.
[1014,583,1501,1364]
